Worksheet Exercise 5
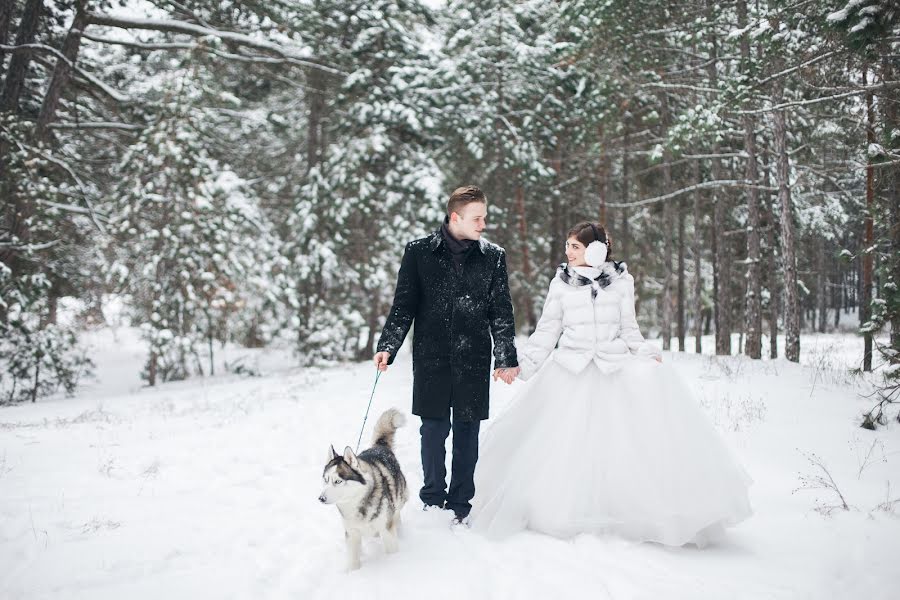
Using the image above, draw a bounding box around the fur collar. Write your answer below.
[557,261,628,298]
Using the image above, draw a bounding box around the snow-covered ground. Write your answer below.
[1,328,899,599]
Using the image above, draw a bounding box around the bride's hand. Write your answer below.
[493,367,520,384]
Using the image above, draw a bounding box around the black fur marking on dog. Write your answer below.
[355,444,406,520]
[324,457,366,485]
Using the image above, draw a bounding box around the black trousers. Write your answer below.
[419,412,481,517]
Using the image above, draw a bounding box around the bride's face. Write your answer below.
[565,236,587,266]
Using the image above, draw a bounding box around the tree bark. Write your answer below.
[693,160,703,354]
[363,293,380,359]
[773,76,800,363]
[0,0,44,284]
[833,264,841,329]
[551,150,563,273]
[817,237,827,333]
[659,92,674,351]
[515,181,536,331]
[677,195,685,351]
[862,66,875,371]
[620,134,630,261]
[705,41,731,355]
[1,0,42,112]
[738,0,762,359]
[598,126,609,227]
[34,0,89,142]
[147,351,158,387]
[0,0,14,82]
[306,66,326,173]
[878,52,900,362]
[760,147,779,358]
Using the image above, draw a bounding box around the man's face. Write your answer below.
[450,201,487,240]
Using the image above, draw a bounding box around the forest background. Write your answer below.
[1,0,897,423]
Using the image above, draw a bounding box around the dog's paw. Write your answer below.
[346,560,361,572]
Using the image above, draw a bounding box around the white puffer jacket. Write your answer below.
[518,262,661,380]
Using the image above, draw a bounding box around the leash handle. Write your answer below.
[356,369,382,453]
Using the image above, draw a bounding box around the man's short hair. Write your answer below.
[447,186,487,216]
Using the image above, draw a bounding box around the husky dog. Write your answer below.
[319,408,409,571]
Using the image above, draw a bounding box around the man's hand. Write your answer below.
[493,367,520,384]
[374,352,391,372]
[654,355,662,363]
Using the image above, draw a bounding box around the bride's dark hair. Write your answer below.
[566,222,613,261]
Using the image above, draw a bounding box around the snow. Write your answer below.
[826,0,867,24]
[1,329,899,599]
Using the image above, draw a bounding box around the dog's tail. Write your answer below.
[372,408,406,449]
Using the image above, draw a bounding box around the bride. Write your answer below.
[471,222,752,546]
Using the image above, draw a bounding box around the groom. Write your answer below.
[373,186,520,524]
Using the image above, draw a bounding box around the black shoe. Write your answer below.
[451,513,470,527]
[422,503,445,512]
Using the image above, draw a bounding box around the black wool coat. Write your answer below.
[377,228,519,421]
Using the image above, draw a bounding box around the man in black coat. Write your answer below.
[374,186,520,523]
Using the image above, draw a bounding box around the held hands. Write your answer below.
[374,352,391,372]
[493,367,520,384]
[375,353,522,382]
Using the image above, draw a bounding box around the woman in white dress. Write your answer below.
[472,222,752,546]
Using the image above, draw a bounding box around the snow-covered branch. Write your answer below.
[2,43,130,103]
[85,12,347,76]
[739,81,900,115]
[608,180,778,209]
[37,200,108,224]
[0,239,60,251]
[82,32,302,67]
[35,153,107,233]
[641,82,721,94]
[80,32,195,51]
[50,122,143,131]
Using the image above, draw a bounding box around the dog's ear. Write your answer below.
[343,446,359,469]
[328,444,339,463]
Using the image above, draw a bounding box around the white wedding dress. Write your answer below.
[471,264,752,546]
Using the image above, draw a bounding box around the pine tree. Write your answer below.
[106,101,271,384]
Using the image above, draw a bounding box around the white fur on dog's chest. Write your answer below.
[340,510,390,536]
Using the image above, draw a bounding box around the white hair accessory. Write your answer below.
[584,240,608,266]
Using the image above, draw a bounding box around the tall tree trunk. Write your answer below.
[817,237,827,333]
[878,52,900,362]
[1,0,42,112]
[760,147,779,358]
[659,92,674,351]
[738,0,762,359]
[620,135,630,261]
[677,196,685,351]
[550,150,563,273]
[515,181,537,331]
[862,66,875,371]
[769,271,780,359]
[693,160,703,354]
[0,0,14,82]
[833,259,841,329]
[147,351,158,387]
[773,77,800,363]
[0,0,44,282]
[703,13,731,355]
[363,292,380,359]
[598,126,609,226]
[306,66,326,173]
[34,0,88,142]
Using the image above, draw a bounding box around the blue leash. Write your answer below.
[356,370,382,453]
